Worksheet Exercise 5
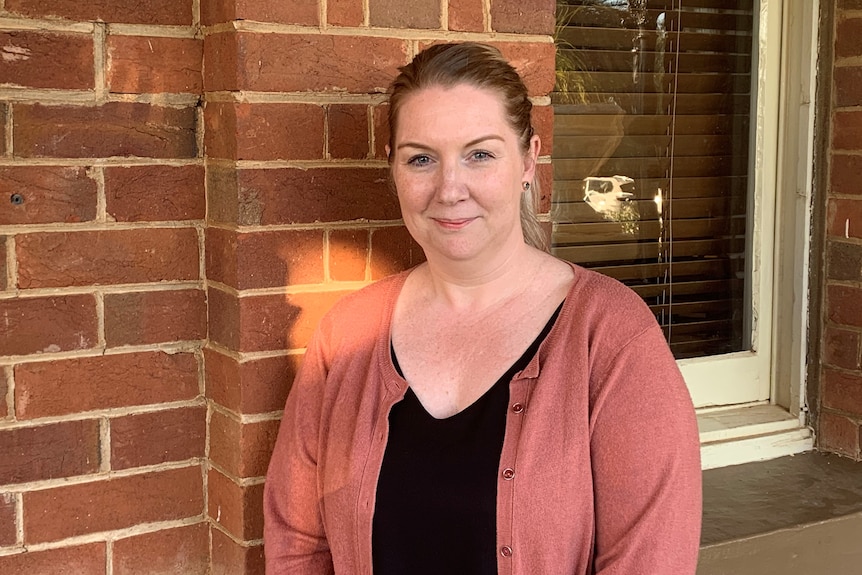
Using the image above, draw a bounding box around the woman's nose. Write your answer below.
[435,161,468,204]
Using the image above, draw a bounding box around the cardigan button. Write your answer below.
[512,403,524,414]
[502,468,515,480]
[500,545,513,558]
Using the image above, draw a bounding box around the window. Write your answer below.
[551,0,818,464]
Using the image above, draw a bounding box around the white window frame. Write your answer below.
[687,0,819,467]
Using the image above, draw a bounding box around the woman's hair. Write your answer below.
[387,42,548,251]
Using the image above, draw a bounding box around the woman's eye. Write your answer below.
[407,154,432,166]
[471,150,493,161]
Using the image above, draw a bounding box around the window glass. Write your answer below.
[552,0,755,359]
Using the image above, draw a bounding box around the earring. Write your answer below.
[522,181,531,191]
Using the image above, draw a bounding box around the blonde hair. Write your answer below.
[387,42,547,251]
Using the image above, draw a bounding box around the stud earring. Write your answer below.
[522,182,531,191]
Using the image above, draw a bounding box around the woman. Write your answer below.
[264,42,702,574]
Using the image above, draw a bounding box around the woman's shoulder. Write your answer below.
[561,262,660,341]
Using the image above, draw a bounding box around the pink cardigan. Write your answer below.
[264,264,702,574]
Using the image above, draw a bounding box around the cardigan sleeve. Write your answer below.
[264,327,336,575]
[588,322,702,575]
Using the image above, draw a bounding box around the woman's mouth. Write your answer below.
[432,218,475,230]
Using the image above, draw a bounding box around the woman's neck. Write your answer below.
[417,242,546,312]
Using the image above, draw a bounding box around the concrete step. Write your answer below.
[698,452,862,575]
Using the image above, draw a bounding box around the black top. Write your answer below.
[372,304,562,574]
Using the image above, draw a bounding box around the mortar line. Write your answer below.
[4,102,12,157]
[15,492,23,545]
[3,366,13,419]
[93,166,107,222]
[323,229,333,282]
[5,235,15,294]
[323,103,331,160]
[364,228,373,282]
[100,417,111,473]
[363,0,370,27]
[483,0,491,32]
[440,0,449,30]
[94,23,108,103]
[0,399,206,432]
[105,538,114,575]
[192,0,201,28]
[96,290,107,347]
[319,0,328,30]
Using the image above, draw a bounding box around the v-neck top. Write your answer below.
[371,303,563,575]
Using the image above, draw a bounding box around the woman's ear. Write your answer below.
[385,144,391,161]
[523,135,541,181]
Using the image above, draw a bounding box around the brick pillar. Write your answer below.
[201,1,555,573]
[819,0,862,460]
[0,1,208,573]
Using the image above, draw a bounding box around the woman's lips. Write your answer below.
[432,217,476,230]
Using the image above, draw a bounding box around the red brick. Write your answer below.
[823,367,862,415]
[14,351,199,419]
[0,543,106,574]
[0,31,93,90]
[330,229,369,281]
[111,406,206,470]
[828,284,862,329]
[209,288,351,352]
[211,528,265,575]
[373,103,391,159]
[370,0,440,28]
[836,17,862,59]
[819,410,861,457]
[449,0,484,31]
[0,166,97,225]
[14,103,197,159]
[0,371,8,417]
[105,165,205,222]
[24,466,203,543]
[104,289,206,347]
[210,411,280,478]
[831,154,862,196]
[204,33,408,93]
[827,240,862,281]
[0,420,100,485]
[835,66,862,108]
[208,469,264,540]
[206,228,324,290]
[204,347,299,414]
[370,226,426,279]
[0,295,98,357]
[202,31,238,91]
[329,104,370,159]
[205,101,324,161]
[826,198,862,239]
[823,326,861,370]
[202,0,318,25]
[490,0,555,34]
[328,0,364,26]
[833,111,862,151]
[113,522,208,575]
[5,0,193,25]
[108,36,202,94]
[16,228,199,289]
[0,494,17,546]
[224,168,399,225]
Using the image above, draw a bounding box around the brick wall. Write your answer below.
[0,0,209,573]
[1,0,556,573]
[819,0,862,460]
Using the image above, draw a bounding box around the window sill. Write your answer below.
[697,403,813,470]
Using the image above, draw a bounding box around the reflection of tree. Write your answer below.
[554,0,591,105]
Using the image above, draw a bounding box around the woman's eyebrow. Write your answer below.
[396,134,504,151]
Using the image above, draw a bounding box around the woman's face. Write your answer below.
[387,84,540,265]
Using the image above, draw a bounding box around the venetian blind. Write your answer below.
[551,0,754,359]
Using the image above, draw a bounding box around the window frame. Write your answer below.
[549,0,819,466]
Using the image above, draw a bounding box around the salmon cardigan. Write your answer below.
[264,263,702,574]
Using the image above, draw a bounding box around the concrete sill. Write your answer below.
[698,452,862,575]
[698,404,813,470]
